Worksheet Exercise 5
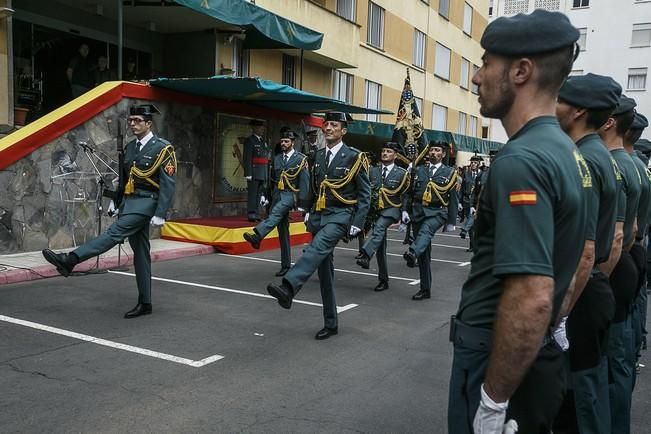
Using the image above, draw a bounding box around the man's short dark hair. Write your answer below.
[614,110,636,137]
[625,128,644,145]
[530,45,575,93]
[585,107,614,130]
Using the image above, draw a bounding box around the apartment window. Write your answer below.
[628,68,648,90]
[333,70,353,104]
[470,116,478,137]
[458,112,467,135]
[337,0,356,21]
[489,0,494,16]
[573,0,589,7]
[413,29,426,69]
[460,58,470,90]
[504,0,529,15]
[432,104,447,131]
[569,69,584,77]
[482,126,489,139]
[365,80,382,122]
[434,43,451,80]
[367,2,385,49]
[578,28,587,51]
[535,0,560,9]
[282,54,296,87]
[632,23,651,47]
[463,3,473,35]
[439,0,450,19]
[415,97,423,116]
[471,64,479,94]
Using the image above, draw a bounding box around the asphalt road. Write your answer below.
[1,228,649,433]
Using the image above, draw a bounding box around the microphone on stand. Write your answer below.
[78,141,94,152]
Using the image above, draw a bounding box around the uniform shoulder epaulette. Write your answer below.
[348,146,362,154]
[295,151,307,159]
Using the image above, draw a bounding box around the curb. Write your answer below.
[0,244,216,285]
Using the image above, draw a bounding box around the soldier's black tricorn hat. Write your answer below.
[129,104,160,117]
[630,113,649,130]
[324,112,354,124]
[470,155,484,162]
[481,9,579,56]
[250,119,265,126]
[429,140,449,150]
[280,130,296,140]
[558,73,622,110]
[612,96,637,116]
[382,141,401,152]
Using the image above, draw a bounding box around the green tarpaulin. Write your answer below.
[346,119,503,153]
[149,76,393,115]
[175,0,323,50]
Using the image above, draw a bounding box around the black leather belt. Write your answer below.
[449,315,555,352]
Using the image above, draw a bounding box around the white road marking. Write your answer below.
[386,238,468,250]
[458,262,471,267]
[108,270,360,313]
[408,280,421,285]
[0,314,223,368]
[334,247,465,265]
[218,253,421,283]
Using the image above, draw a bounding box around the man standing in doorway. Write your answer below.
[67,43,94,98]
[243,119,270,222]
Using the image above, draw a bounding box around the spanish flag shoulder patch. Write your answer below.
[509,190,537,206]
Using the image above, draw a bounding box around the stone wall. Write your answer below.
[0,98,319,254]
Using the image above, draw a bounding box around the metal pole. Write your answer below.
[299,49,304,90]
[117,0,123,80]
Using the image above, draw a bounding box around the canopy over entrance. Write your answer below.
[149,76,393,115]
[174,0,323,50]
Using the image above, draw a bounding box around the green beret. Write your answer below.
[612,96,637,116]
[631,113,648,130]
[558,73,622,110]
[481,9,579,56]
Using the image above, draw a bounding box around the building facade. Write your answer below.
[488,0,651,143]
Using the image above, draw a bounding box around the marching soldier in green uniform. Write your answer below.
[402,141,458,300]
[553,73,621,434]
[243,119,270,222]
[243,130,310,276]
[42,104,177,318]
[447,10,588,434]
[599,95,641,434]
[266,112,371,340]
[460,157,480,224]
[356,142,410,291]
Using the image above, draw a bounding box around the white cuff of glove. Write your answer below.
[245,176,252,181]
[297,207,305,212]
[401,211,411,224]
[303,212,310,224]
[473,384,514,434]
[470,207,476,215]
[445,224,456,232]
[458,203,463,211]
[349,225,361,236]
[150,216,166,227]
[107,200,118,216]
[260,195,268,207]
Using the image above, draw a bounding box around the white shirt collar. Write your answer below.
[382,163,394,173]
[284,149,295,160]
[137,131,154,149]
[430,161,442,170]
[325,141,344,162]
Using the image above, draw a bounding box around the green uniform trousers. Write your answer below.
[361,215,396,283]
[255,197,292,269]
[411,214,446,292]
[247,179,264,219]
[73,213,152,303]
[608,316,635,434]
[284,221,348,329]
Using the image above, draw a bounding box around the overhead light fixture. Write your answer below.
[0,7,15,19]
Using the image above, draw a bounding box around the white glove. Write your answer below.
[473,384,518,434]
[470,207,476,215]
[554,316,570,351]
[150,216,166,227]
[458,203,463,212]
[260,195,269,207]
[303,212,310,224]
[107,200,118,217]
[349,225,361,237]
[245,176,252,181]
[445,224,456,232]
[401,211,411,224]
[297,207,305,212]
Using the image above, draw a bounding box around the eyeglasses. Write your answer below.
[127,117,146,124]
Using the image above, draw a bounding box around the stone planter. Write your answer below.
[14,107,29,126]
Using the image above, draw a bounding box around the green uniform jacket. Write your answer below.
[611,149,641,248]
[243,134,270,181]
[119,136,176,218]
[369,164,410,221]
[631,153,651,240]
[409,163,458,225]
[307,144,371,230]
[269,150,310,208]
